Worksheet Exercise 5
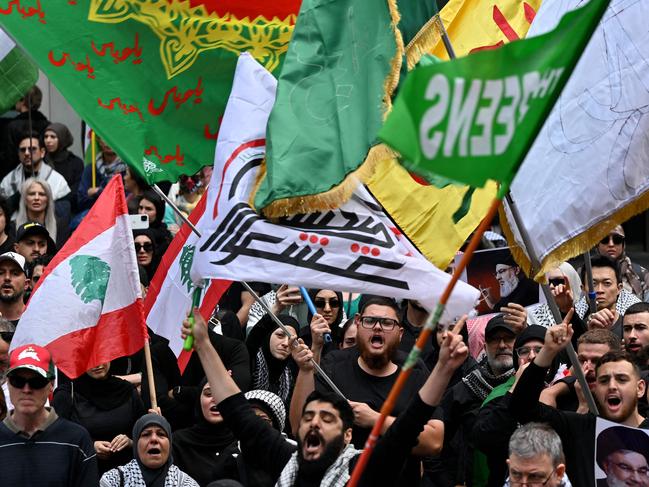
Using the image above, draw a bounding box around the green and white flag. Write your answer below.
[0,28,37,114]
[379,0,610,188]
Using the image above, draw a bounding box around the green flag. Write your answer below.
[0,1,300,183]
[379,0,610,188]
[253,0,438,216]
[0,29,37,114]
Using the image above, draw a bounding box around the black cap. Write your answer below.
[16,221,56,251]
[484,314,515,340]
[597,426,649,469]
[514,325,547,350]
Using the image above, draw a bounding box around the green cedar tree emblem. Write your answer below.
[69,255,111,305]
[179,245,195,293]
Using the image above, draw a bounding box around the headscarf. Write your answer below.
[43,122,73,165]
[306,288,345,340]
[246,314,298,404]
[172,378,235,486]
[133,229,160,281]
[132,413,173,487]
[71,366,135,411]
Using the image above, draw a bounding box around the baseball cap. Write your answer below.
[16,222,56,250]
[484,314,515,340]
[7,344,55,379]
[0,251,26,274]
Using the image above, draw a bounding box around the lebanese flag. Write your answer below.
[144,192,231,369]
[11,176,147,378]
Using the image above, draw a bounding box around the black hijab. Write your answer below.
[70,366,135,411]
[132,413,173,487]
[172,378,236,485]
[43,122,73,165]
[133,229,160,281]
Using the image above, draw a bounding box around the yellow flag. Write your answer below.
[368,0,542,268]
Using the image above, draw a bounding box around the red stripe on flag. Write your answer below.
[47,300,147,379]
[30,176,128,299]
[213,138,266,218]
[524,2,537,24]
[493,6,520,42]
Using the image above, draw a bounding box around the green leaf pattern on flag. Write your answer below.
[179,245,195,293]
[69,255,111,305]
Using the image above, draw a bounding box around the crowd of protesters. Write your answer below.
[2,87,649,486]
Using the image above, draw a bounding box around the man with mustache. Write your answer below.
[482,256,539,312]
[596,426,649,487]
[623,303,649,361]
[0,252,26,326]
[510,316,649,486]
[290,296,442,485]
[181,302,469,487]
[436,314,517,484]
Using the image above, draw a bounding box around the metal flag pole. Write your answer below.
[583,251,598,315]
[155,183,347,400]
[434,12,456,60]
[505,192,599,414]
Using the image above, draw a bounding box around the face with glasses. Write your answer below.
[355,304,402,369]
[495,264,520,298]
[314,290,340,326]
[8,369,53,416]
[17,137,45,171]
[516,339,543,367]
[603,450,649,487]
[134,236,154,266]
[598,231,625,261]
[507,453,564,487]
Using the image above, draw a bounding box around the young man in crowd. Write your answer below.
[0,344,97,485]
[0,252,27,326]
[181,304,469,487]
[510,314,648,486]
[623,302,649,360]
[13,222,56,264]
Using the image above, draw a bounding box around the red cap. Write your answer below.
[7,344,54,379]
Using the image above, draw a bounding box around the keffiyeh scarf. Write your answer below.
[275,444,361,487]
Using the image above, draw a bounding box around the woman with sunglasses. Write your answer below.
[597,225,649,301]
[133,229,160,282]
[300,288,346,359]
[528,262,583,328]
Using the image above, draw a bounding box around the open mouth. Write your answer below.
[303,431,323,459]
[628,343,642,352]
[147,447,161,455]
[370,335,384,349]
[606,395,622,412]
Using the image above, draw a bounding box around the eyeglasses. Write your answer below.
[135,242,153,253]
[516,345,543,357]
[359,316,399,331]
[548,277,566,287]
[507,469,555,486]
[610,461,649,477]
[8,374,50,389]
[18,146,39,153]
[600,234,625,245]
[314,298,340,309]
[0,331,14,342]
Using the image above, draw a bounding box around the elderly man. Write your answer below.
[596,425,649,487]
[483,256,539,312]
[0,344,97,485]
[506,422,569,487]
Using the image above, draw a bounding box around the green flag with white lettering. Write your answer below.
[379,0,609,188]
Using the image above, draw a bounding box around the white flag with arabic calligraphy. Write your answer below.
[189,53,479,323]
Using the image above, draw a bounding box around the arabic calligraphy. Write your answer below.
[144,145,185,166]
[0,0,45,24]
[204,117,222,140]
[97,97,144,121]
[91,33,142,64]
[48,51,95,79]
[148,77,203,116]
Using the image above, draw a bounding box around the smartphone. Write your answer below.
[129,214,149,230]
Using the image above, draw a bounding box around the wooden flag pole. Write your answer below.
[504,192,599,415]
[347,187,506,487]
[91,131,97,188]
[143,339,158,410]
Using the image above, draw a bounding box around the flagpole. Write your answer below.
[434,13,456,60]
[582,251,598,314]
[91,130,97,188]
[505,192,599,415]
[347,188,505,487]
[143,339,158,410]
[157,185,347,400]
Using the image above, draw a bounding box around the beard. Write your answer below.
[297,432,346,479]
[499,275,519,298]
[358,337,400,370]
[605,472,632,487]
[0,289,23,303]
[487,348,514,375]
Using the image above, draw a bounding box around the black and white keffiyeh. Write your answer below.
[275,444,361,487]
[252,349,294,403]
[99,460,198,487]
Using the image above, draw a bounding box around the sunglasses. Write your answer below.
[8,374,50,389]
[548,277,566,287]
[0,331,14,342]
[600,234,624,245]
[314,298,340,308]
[18,146,39,153]
[135,243,154,253]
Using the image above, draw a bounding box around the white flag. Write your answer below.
[502,0,649,278]
[189,53,479,322]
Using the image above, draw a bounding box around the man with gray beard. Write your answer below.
[483,256,539,313]
[435,314,517,485]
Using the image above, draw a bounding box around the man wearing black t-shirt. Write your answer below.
[289,296,442,485]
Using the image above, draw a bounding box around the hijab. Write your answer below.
[68,367,135,411]
[306,289,345,338]
[132,413,173,487]
[43,122,73,165]
[172,378,235,485]
[133,229,160,281]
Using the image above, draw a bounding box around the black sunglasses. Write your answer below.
[0,331,14,342]
[548,277,566,287]
[314,298,340,308]
[135,243,154,253]
[600,234,624,245]
[8,374,50,389]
